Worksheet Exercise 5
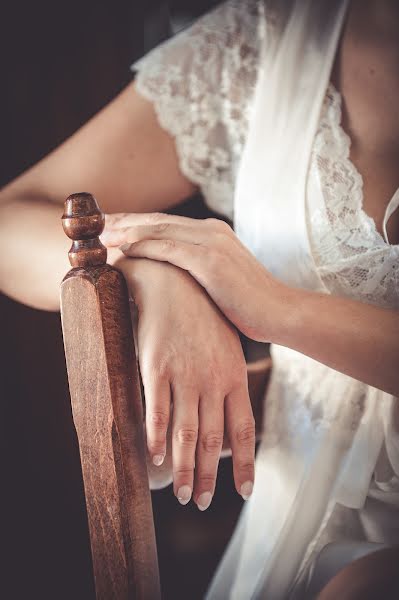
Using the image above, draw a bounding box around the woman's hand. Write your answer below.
[108,250,255,509]
[103,213,288,343]
[106,213,399,398]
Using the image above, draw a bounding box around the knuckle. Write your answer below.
[168,354,196,384]
[205,218,231,234]
[236,461,254,473]
[235,420,256,446]
[197,473,215,488]
[203,366,225,392]
[149,410,169,430]
[153,222,169,234]
[162,239,177,252]
[175,427,198,446]
[174,465,194,477]
[169,361,189,382]
[141,358,170,383]
[164,240,176,250]
[201,430,224,453]
[148,212,165,225]
[204,217,220,228]
[201,357,235,394]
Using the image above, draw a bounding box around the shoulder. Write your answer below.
[132,1,277,218]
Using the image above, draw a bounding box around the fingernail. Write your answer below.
[240,481,253,500]
[152,454,164,466]
[177,485,192,506]
[197,492,212,511]
[120,243,131,252]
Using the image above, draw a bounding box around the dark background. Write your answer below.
[1,2,244,599]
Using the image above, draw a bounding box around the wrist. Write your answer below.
[108,251,189,309]
[265,283,306,347]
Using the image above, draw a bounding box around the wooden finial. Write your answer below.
[62,192,107,268]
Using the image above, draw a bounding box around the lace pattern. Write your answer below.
[260,344,372,451]
[309,85,399,309]
[133,1,399,310]
[133,4,399,597]
[133,0,263,220]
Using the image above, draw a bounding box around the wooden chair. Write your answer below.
[60,193,271,600]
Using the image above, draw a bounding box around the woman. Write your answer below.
[1,0,398,597]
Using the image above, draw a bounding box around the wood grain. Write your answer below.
[60,194,160,599]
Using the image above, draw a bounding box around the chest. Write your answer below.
[332,3,399,244]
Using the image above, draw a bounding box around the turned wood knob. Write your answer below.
[62,192,107,268]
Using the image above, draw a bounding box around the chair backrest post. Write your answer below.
[60,193,161,600]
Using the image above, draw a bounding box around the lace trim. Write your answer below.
[133,1,399,309]
[133,0,262,219]
[318,86,388,245]
[309,84,399,309]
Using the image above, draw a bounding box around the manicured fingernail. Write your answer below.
[197,492,212,511]
[240,481,253,500]
[152,454,164,466]
[177,485,192,506]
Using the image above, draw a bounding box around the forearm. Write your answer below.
[0,188,129,310]
[276,287,399,396]
[0,192,70,310]
[0,84,196,310]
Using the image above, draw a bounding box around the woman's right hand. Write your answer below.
[111,251,255,510]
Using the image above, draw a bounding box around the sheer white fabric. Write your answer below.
[310,85,399,309]
[132,1,399,598]
[133,0,262,220]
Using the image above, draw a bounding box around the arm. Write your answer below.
[106,213,399,397]
[0,83,196,309]
[277,287,399,397]
[1,83,259,507]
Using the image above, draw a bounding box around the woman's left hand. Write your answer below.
[102,212,288,342]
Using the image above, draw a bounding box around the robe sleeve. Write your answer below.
[131,0,263,220]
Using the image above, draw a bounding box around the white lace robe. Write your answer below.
[132,1,399,597]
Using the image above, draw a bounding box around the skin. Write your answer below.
[332,0,399,243]
[0,87,255,509]
[104,211,399,396]
[121,258,255,507]
[0,0,398,526]
[316,546,399,600]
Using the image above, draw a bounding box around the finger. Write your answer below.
[142,373,171,467]
[225,385,255,500]
[104,212,130,228]
[120,239,207,282]
[171,383,199,506]
[104,212,206,230]
[194,395,224,511]
[101,225,141,247]
[103,221,213,248]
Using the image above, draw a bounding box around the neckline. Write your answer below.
[328,82,399,247]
